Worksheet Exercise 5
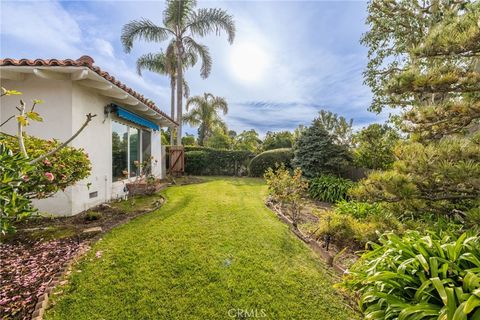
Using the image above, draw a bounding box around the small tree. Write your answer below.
[353,123,401,170]
[204,128,232,149]
[264,164,307,229]
[292,121,352,178]
[233,129,262,152]
[314,110,353,147]
[262,131,293,150]
[351,133,480,218]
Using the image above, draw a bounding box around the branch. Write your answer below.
[30,113,96,165]
[0,115,15,128]
[18,100,27,157]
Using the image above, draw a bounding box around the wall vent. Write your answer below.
[89,191,98,199]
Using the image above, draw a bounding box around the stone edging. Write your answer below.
[30,194,167,320]
[266,200,347,275]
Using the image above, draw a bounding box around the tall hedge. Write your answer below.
[248,148,293,177]
[174,146,253,176]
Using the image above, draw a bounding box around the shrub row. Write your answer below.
[307,175,354,203]
[248,148,293,177]
[179,146,254,176]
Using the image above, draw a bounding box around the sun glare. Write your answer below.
[230,42,269,83]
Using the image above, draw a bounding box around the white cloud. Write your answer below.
[93,39,114,58]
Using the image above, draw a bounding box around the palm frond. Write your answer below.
[136,52,168,76]
[183,109,201,125]
[182,79,190,98]
[211,96,228,115]
[186,95,204,111]
[163,0,197,30]
[121,19,172,53]
[185,8,236,44]
[184,37,212,78]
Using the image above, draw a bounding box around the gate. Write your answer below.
[169,145,185,176]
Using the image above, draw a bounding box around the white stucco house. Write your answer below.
[0,55,177,216]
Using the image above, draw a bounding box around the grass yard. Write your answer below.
[45,178,357,320]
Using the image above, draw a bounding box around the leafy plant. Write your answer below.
[343,230,480,319]
[334,200,384,220]
[315,210,402,250]
[85,211,102,221]
[248,148,293,177]
[308,175,354,203]
[0,142,36,234]
[1,134,91,199]
[264,164,308,228]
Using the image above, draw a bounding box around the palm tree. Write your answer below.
[136,47,194,145]
[183,93,228,145]
[121,0,235,145]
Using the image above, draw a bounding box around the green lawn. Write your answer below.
[45,177,357,320]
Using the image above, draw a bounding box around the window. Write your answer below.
[112,122,128,181]
[129,127,140,177]
[112,121,152,181]
[142,129,152,175]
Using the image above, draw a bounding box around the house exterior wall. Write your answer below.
[1,77,75,215]
[1,76,166,216]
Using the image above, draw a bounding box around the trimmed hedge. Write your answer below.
[173,146,254,176]
[248,148,293,177]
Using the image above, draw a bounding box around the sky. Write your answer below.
[0,0,391,137]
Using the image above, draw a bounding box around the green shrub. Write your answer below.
[0,142,36,234]
[1,134,91,199]
[248,148,293,177]
[264,164,307,228]
[344,231,480,319]
[184,151,208,175]
[316,210,402,249]
[334,200,383,220]
[308,175,354,203]
[85,211,102,221]
[180,146,253,176]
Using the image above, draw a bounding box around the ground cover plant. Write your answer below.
[344,231,480,319]
[45,178,357,320]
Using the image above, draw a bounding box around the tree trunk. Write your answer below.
[170,77,175,146]
[175,40,183,146]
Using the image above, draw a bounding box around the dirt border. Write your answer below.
[266,200,347,275]
[29,195,166,320]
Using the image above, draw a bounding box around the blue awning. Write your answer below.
[113,105,159,131]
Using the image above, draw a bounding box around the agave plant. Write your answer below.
[343,230,480,319]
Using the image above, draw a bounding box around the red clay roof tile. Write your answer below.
[0,55,177,126]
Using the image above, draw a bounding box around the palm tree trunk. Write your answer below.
[175,40,183,146]
[170,77,175,146]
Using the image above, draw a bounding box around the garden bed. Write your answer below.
[0,193,166,320]
[266,197,359,272]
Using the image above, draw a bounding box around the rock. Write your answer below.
[82,227,102,234]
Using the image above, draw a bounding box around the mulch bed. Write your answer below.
[0,194,165,320]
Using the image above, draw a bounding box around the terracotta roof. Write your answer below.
[0,55,177,126]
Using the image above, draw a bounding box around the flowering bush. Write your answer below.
[1,134,91,199]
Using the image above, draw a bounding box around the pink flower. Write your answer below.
[44,172,54,181]
[95,251,103,258]
[43,159,51,166]
[22,175,29,182]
